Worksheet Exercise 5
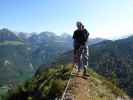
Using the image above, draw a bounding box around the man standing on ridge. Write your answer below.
[73,21,89,76]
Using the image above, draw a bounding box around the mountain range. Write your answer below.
[0,28,105,86]
[0,28,133,99]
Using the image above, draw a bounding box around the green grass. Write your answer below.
[87,67,127,97]
[5,64,72,100]
[0,86,9,95]
[0,41,24,45]
[3,64,130,100]
[0,86,10,100]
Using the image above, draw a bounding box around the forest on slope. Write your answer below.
[54,36,133,97]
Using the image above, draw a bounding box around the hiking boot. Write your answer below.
[83,71,89,77]
[83,66,89,76]
[78,69,81,73]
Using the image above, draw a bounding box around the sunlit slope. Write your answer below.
[3,64,131,100]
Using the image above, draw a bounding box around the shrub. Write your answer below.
[48,79,66,99]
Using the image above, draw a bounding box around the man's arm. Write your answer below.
[84,29,89,41]
[86,29,90,37]
[73,31,76,39]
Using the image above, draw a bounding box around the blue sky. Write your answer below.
[0,0,133,39]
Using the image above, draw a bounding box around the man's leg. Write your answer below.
[73,47,81,73]
[78,46,84,72]
[77,48,82,72]
[83,45,89,75]
[73,48,78,68]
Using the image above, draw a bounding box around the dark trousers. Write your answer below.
[73,44,89,72]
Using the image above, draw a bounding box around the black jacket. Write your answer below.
[73,29,89,45]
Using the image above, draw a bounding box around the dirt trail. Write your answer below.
[63,70,130,100]
[70,75,91,100]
